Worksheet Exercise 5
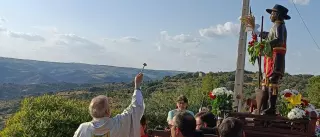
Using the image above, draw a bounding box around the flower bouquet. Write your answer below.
[247,38,272,65]
[209,87,234,118]
[278,89,319,120]
[240,10,273,65]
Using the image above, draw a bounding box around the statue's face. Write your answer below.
[270,11,277,22]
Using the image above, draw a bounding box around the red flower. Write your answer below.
[209,92,216,100]
[284,92,292,98]
[248,41,255,47]
[301,99,309,106]
[252,34,257,41]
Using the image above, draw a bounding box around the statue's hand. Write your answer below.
[259,31,269,39]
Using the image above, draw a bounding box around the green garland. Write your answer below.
[247,40,273,65]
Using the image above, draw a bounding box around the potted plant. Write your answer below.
[209,87,234,119]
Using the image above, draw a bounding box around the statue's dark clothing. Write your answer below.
[261,21,287,115]
[264,21,287,82]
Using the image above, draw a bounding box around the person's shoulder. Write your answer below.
[186,110,195,115]
[74,122,92,136]
[168,109,177,114]
[78,122,92,129]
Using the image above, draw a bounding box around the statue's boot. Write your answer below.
[262,85,278,115]
[255,86,269,115]
[255,88,263,115]
[261,86,269,112]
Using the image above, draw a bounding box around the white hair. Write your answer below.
[89,95,110,118]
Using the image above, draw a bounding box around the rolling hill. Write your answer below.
[0,71,317,131]
[0,57,182,84]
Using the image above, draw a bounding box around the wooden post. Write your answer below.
[258,16,264,89]
[233,0,250,112]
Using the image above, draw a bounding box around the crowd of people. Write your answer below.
[72,73,245,137]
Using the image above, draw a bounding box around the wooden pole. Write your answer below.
[233,0,250,112]
[258,16,264,89]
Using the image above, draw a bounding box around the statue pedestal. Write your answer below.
[229,112,317,137]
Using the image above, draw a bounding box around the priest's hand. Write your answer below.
[135,73,144,89]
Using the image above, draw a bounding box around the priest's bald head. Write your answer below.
[89,95,111,118]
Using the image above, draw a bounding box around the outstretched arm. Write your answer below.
[113,73,145,137]
[118,73,144,118]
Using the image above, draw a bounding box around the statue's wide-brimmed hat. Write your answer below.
[266,4,291,20]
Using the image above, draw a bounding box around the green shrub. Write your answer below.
[0,95,91,137]
[307,76,320,108]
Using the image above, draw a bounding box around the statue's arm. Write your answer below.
[269,25,285,47]
[259,31,269,39]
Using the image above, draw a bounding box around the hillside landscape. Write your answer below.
[0,57,182,85]
[0,62,319,135]
[0,57,182,100]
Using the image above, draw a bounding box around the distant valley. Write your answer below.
[0,57,182,99]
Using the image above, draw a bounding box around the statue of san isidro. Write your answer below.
[256,4,290,115]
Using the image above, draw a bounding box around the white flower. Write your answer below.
[280,89,292,95]
[287,107,306,120]
[212,87,233,97]
[291,90,299,95]
[226,90,234,96]
[212,87,225,96]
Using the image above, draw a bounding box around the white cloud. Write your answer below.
[184,49,217,59]
[155,42,181,53]
[32,26,58,34]
[55,39,69,45]
[160,31,200,43]
[290,0,310,5]
[120,36,141,42]
[0,20,46,42]
[0,17,6,23]
[56,33,103,49]
[199,22,240,38]
[7,31,45,42]
[0,17,7,33]
[104,36,141,43]
[0,26,7,32]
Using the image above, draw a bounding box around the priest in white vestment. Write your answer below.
[73,73,145,137]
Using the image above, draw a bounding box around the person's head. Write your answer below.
[176,95,188,110]
[266,4,291,22]
[218,117,245,137]
[316,119,320,126]
[270,11,278,22]
[195,111,217,130]
[171,111,196,137]
[89,95,111,119]
[140,115,147,136]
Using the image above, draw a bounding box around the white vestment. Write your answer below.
[73,89,144,137]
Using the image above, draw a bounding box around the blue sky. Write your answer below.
[0,0,319,75]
